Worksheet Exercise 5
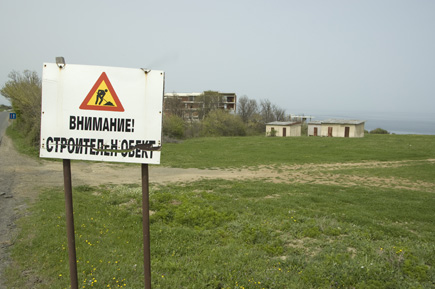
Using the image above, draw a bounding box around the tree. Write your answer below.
[246,112,265,135]
[237,95,258,123]
[197,90,223,119]
[236,96,287,135]
[260,99,275,124]
[272,104,286,121]
[259,99,287,123]
[1,70,41,146]
[164,93,184,118]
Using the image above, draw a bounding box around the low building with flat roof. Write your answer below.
[319,119,365,137]
[265,121,302,137]
[308,121,322,136]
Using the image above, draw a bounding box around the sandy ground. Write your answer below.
[0,132,434,288]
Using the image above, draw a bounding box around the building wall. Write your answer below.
[321,124,344,137]
[353,123,365,137]
[164,92,236,121]
[265,125,280,136]
[289,124,302,136]
[308,124,322,136]
[320,123,365,137]
[265,124,301,137]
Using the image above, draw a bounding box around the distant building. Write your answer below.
[164,92,236,120]
[307,121,322,136]
[312,119,365,138]
[265,121,302,137]
[290,115,315,124]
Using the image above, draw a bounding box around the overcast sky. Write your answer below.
[1,0,434,116]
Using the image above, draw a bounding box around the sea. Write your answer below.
[298,110,435,135]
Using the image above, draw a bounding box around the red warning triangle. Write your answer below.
[80,72,124,112]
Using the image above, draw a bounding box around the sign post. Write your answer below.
[142,164,152,289]
[40,59,164,289]
[63,159,78,289]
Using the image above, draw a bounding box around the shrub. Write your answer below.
[370,128,390,134]
[267,128,277,137]
[0,104,12,112]
[246,113,265,135]
[201,110,246,137]
[184,121,202,138]
[163,114,185,139]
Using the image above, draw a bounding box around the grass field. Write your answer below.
[161,135,435,168]
[5,134,435,288]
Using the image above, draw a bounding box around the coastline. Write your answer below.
[298,110,435,135]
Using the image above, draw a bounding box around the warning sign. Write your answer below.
[40,63,164,164]
[79,72,124,111]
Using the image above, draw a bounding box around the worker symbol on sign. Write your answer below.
[95,89,114,106]
[80,72,124,112]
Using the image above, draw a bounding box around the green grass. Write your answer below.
[161,135,435,168]
[6,125,40,158]
[6,125,435,168]
[5,134,435,288]
[7,178,435,288]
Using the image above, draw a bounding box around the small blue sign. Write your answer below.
[9,113,16,120]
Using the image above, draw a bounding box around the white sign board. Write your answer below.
[40,63,164,164]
